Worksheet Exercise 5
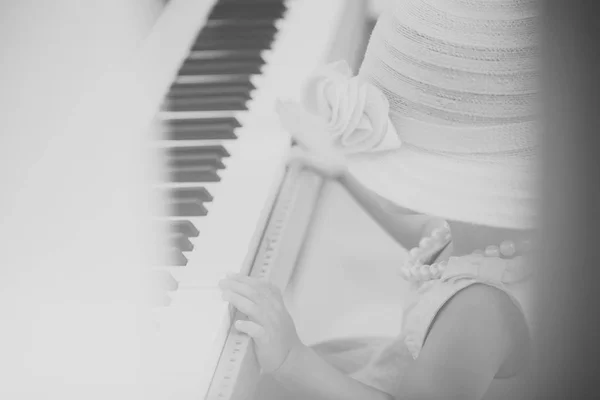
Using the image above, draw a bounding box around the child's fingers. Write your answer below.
[222,274,280,307]
[288,149,336,176]
[221,290,268,326]
[225,273,269,288]
[234,320,266,341]
[287,147,311,167]
[225,275,283,306]
[289,128,330,153]
[219,278,263,305]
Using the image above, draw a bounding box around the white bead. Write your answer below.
[420,264,431,280]
[431,227,448,239]
[484,245,500,257]
[410,264,420,277]
[409,247,421,257]
[419,237,434,249]
[500,240,516,257]
[429,263,438,277]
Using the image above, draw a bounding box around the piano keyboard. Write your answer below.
[147,0,356,398]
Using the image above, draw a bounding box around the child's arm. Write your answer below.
[271,287,522,400]
[338,170,440,250]
[221,277,524,400]
[220,274,394,400]
[271,344,394,400]
[277,101,435,250]
[393,284,524,400]
[289,148,436,250]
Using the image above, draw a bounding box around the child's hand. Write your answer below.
[275,99,349,180]
[275,99,331,149]
[288,146,348,180]
[218,273,304,374]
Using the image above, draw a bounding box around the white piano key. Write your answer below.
[166,287,226,307]
[151,288,231,397]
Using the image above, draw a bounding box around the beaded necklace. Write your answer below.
[400,222,532,283]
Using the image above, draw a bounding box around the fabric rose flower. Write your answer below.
[301,60,399,154]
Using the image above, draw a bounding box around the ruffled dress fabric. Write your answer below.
[309,252,534,399]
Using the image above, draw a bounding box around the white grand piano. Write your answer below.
[0,1,370,399]
[148,1,370,398]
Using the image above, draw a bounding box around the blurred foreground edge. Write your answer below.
[534,1,600,399]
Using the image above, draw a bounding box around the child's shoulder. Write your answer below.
[446,284,523,326]
[428,283,531,377]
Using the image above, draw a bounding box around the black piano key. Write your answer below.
[170,234,194,252]
[187,50,265,63]
[179,59,263,76]
[214,0,286,5]
[195,28,277,43]
[169,129,236,141]
[217,0,283,2]
[215,0,286,5]
[187,49,265,62]
[195,28,276,39]
[170,165,221,183]
[209,5,286,20]
[209,6,285,16]
[204,18,278,30]
[168,81,256,98]
[169,90,251,103]
[198,22,279,33]
[168,248,188,266]
[197,35,274,45]
[164,117,240,141]
[191,37,274,52]
[168,128,237,141]
[170,199,208,217]
[218,0,285,3]
[170,187,213,202]
[197,27,278,41]
[192,32,275,48]
[164,117,241,131]
[169,152,225,169]
[166,94,249,112]
[171,73,255,88]
[208,14,283,21]
[170,220,199,237]
[169,145,230,159]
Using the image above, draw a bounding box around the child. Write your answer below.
[219,0,538,399]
